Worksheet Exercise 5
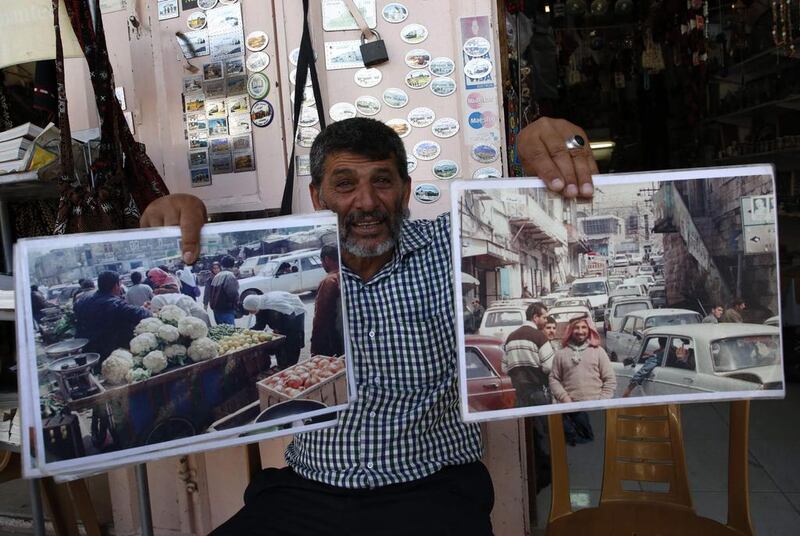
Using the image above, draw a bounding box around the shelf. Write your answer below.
[712,149,800,169]
[714,40,800,84]
[0,170,57,200]
[705,95,800,126]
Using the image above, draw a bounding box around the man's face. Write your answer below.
[713,306,723,318]
[571,321,589,344]
[533,310,548,329]
[321,256,336,273]
[737,302,746,312]
[112,283,122,296]
[543,322,557,340]
[310,152,410,258]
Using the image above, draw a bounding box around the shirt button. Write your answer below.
[369,411,376,418]
[368,330,376,338]
[373,375,381,384]
[367,462,374,469]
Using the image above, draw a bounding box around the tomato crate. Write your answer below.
[256,358,348,410]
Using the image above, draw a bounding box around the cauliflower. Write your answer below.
[159,304,187,326]
[101,354,133,385]
[108,348,134,363]
[187,337,219,362]
[142,350,168,374]
[134,317,164,336]
[157,324,180,344]
[175,296,197,314]
[178,316,208,340]
[130,332,159,356]
[125,367,151,383]
[164,344,188,360]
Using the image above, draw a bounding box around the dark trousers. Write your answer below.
[209,462,495,536]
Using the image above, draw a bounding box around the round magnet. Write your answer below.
[385,118,412,138]
[355,95,381,116]
[382,87,409,109]
[400,23,428,44]
[407,107,435,128]
[296,127,320,148]
[471,143,499,163]
[463,36,491,57]
[250,100,274,127]
[430,77,456,97]
[354,67,382,88]
[187,12,207,30]
[414,183,441,204]
[405,69,432,89]
[432,160,459,180]
[197,0,218,9]
[246,52,270,73]
[247,73,270,99]
[464,58,493,79]
[404,49,431,68]
[382,3,408,23]
[413,140,441,160]
[290,86,316,107]
[472,167,501,179]
[428,57,455,77]
[298,106,319,127]
[289,47,300,66]
[431,117,459,138]
[329,102,358,122]
[406,154,418,174]
[289,68,312,87]
[246,31,269,52]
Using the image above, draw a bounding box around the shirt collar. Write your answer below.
[396,218,433,259]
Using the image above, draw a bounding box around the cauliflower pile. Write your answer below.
[178,316,208,340]
[125,368,151,383]
[142,350,168,374]
[188,337,219,362]
[134,317,164,336]
[101,351,134,385]
[130,333,158,356]
[157,324,180,343]
[158,304,187,326]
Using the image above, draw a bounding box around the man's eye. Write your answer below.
[374,176,391,185]
[335,180,355,190]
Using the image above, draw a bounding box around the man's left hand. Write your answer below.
[140,194,207,265]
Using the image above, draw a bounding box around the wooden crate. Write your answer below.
[257,362,348,410]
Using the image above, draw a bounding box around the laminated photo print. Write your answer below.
[15,214,354,477]
[450,165,784,422]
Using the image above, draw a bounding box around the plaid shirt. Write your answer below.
[285,214,483,488]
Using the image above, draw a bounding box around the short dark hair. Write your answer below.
[320,244,338,264]
[309,117,409,189]
[526,303,548,321]
[80,279,95,289]
[97,271,120,293]
[221,255,235,268]
[730,297,745,308]
[31,285,38,292]
[712,303,723,310]
[131,271,143,285]
[545,315,557,326]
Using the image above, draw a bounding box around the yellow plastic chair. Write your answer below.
[546,401,754,536]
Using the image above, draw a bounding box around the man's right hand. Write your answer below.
[140,194,207,265]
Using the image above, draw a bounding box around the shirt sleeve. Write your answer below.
[548,353,571,403]
[310,276,338,355]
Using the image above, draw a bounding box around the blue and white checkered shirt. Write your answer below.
[285,214,483,488]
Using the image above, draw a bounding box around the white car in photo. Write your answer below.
[237,249,326,308]
[478,305,529,342]
[613,324,783,397]
[605,308,702,362]
[568,277,609,320]
[604,296,653,333]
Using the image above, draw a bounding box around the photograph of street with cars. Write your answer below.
[17,217,349,474]
[454,168,784,420]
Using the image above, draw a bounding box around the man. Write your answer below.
[206,255,239,325]
[72,278,96,304]
[543,315,558,345]
[74,271,151,360]
[721,298,746,323]
[622,337,668,398]
[502,303,555,407]
[702,304,724,324]
[310,244,344,357]
[141,116,597,535]
[469,298,486,331]
[126,270,153,307]
[550,314,616,403]
[30,285,50,324]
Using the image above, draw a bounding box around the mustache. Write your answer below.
[344,209,389,226]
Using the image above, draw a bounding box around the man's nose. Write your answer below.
[353,183,380,211]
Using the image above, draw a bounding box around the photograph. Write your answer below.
[186,112,207,134]
[210,31,245,60]
[208,117,229,136]
[205,98,227,118]
[188,148,209,169]
[324,40,365,70]
[206,3,242,36]
[157,0,179,21]
[226,95,249,115]
[209,136,231,155]
[224,56,245,77]
[203,61,224,81]
[231,133,252,153]
[211,153,233,174]
[184,93,205,113]
[177,30,209,58]
[451,166,784,422]
[233,151,255,172]
[203,79,226,99]
[321,0,377,31]
[225,75,247,96]
[16,215,351,475]
[227,113,252,135]
[183,75,204,94]
[749,195,775,224]
[188,131,208,149]
[191,167,211,186]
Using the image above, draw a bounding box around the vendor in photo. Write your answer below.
[146,267,180,295]
[243,291,306,369]
[149,293,211,326]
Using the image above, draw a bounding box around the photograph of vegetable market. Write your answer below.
[452,166,784,422]
[17,215,350,473]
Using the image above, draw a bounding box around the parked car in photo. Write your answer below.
[465,335,516,411]
[238,254,281,279]
[629,253,643,265]
[605,308,703,362]
[612,324,783,397]
[648,285,667,308]
[613,254,629,267]
[540,294,561,308]
[569,276,609,320]
[604,297,653,333]
[613,283,646,297]
[553,297,592,310]
[637,264,655,276]
[478,304,529,341]
[633,275,656,289]
[237,249,326,308]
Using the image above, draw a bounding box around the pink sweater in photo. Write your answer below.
[549,344,617,403]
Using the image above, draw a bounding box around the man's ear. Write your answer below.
[310,183,325,211]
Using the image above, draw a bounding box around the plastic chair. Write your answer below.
[546,401,754,536]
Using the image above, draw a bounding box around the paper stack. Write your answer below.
[0,122,44,174]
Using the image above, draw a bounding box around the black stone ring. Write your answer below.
[565,135,586,150]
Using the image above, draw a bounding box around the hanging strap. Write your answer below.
[343,0,372,40]
[280,0,327,216]
[52,0,76,184]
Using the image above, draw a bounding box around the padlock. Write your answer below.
[360,30,389,67]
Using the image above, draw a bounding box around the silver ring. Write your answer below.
[565,135,586,150]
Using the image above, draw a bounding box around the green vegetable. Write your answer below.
[208,324,242,341]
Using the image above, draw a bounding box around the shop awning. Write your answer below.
[461,273,480,285]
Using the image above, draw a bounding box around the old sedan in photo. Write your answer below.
[605,308,702,362]
[465,335,515,411]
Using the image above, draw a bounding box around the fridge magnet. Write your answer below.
[158,0,179,21]
[428,57,455,76]
[178,30,209,58]
[191,167,212,186]
[400,23,428,44]
[209,136,231,154]
[188,149,209,169]
[233,151,255,172]
[430,77,456,96]
[407,107,435,127]
[187,11,207,30]
[208,117,229,136]
[296,154,311,176]
[413,140,441,160]
[231,133,252,152]
[289,68,312,86]
[226,95,249,115]
[183,74,204,94]
[224,56,245,76]
[289,85,316,107]
[184,93,206,113]
[203,61,224,81]
[432,159,459,179]
[382,87,409,108]
[246,52,270,72]
[324,40,365,70]
[289,47,300,66]
[207,3,242,36]
[203,79,225,99]
[385,118,411,138]
[188,131,209,148]
[246,31,269,52]
[472,166,501,179]
[413,183,440,204]
[186,112,208,131]
[211,152,233,174]
[354,67,382,87]
[321,0,377,32]
[463,36,491,57]
[228,113,252,135]
[250,100,274,127]
[405,70,432,90]
[247,73,270,99]
[431,117,459,138]
[225,76,247,96]
[197,0,217,8]
[471,143,499,163]
[464,57,493,79]
[406,154,417,173]
[210,31,245,59]
[298,106,320,127]
[329,102,358,122]
[182,0,199,10]
[404,49,431,68]
[354,95,381,116]
[296,127,320,148]
[205,98,227,118]
[382,2,408,23]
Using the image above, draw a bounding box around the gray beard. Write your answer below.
[341,213,404,258]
